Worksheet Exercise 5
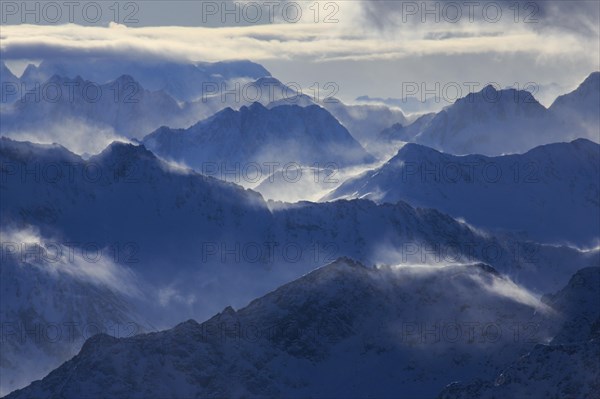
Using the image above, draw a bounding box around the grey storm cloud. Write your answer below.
[359,0,599,37]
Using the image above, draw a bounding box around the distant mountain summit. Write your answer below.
[18,59,271,102]
[0,74,191,140]
[375,73,599,156]
[411,85,557,155]
[0,61,20,103]
[550,72,600,133]
[551,72,599,113]
[142,102,375,173]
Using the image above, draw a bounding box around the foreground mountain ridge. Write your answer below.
[6,261,598,399]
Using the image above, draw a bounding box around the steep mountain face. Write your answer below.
[194,76,316,114]
[0,62,18,83]
[5,260,560,399]
[0,235,148,396]
[550,72,600,137]
[0,137,272,392]
[388,74,600,156]
[266,91,412,161]
[439,267,600,399]
[0,75,193,141]
[187,77,318,125]
[248,77,315,107]
[540,266,600,345]
[324,139,600,248]
[0,137,271,263]
[18,59,271,102]
[0,62,20,103]
[142,102,375,172]
[1,73,318,154]
[409,85,559,156]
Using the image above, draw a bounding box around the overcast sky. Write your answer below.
[1,0,599,105]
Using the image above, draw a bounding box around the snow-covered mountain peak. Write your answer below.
[90,141,155,163]
[0,136,80,163]
[393,71,594,156]
[186,106,237,129]
[399,81,561,155]
[19,63,38,80]
[240,102,324,117]
[556,71,599,102]
[1,73,190,145]
[241,100,269,113]
[393,141,442,158]
[17,59,271,102]
[80,333,119,351]
[113,74,137,85]
[458,84,544,111]
[329,256,370,269]
[169,319,203,335]
[579,71,599,90]
[569,136,598,148]
[252,76,284,86]
[523,136,598,158]
[221,305,237,315]
[142,101,375,171]
[0,61,18,81]
[550,71,600,120]
[541,266,600,344]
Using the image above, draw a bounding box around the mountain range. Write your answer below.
[1,59,599,398]
[2,137,595,299]
[16,59,270,102]
[142,102,376,174]
[324,139,600,247]
[4,62,597,165]
[376,72,599,156]
[1,74,191,139]
[1,136,596,394]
